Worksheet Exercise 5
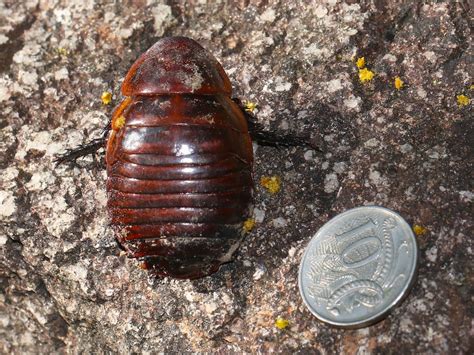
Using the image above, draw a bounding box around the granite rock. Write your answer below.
[0,0,472,353]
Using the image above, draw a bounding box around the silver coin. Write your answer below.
[298,206,418,328]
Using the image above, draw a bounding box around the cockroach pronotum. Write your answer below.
[57,37,314,279]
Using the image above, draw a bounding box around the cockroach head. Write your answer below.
[122,37,232,97]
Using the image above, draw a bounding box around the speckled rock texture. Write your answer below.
[1,0,472,353]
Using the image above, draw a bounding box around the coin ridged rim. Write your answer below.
[298,206,419,328]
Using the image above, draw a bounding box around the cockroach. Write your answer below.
[57,37,314,279]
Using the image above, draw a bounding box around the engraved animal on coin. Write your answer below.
[306,216,397,315]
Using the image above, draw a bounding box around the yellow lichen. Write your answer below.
[469,84,474,90]
[260,176,281,194]
[243,218,256,233]
[356,56,365,69]
[244,100,257,113]
[358,68,375,83]
[413,225,427,236]
[456,94,470,106]
[101,91,113,105]
[275,317,289,330]
[112,115,126,131]
[56,47,69,56]
[394,76,404,90]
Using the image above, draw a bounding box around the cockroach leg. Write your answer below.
[100,119,112,138]
[55,119,111,166]
[233,98,321,151]
[54,136,107,166]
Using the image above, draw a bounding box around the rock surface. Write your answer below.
[0,0,472,353]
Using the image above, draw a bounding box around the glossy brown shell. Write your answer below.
[106,37,253,279]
